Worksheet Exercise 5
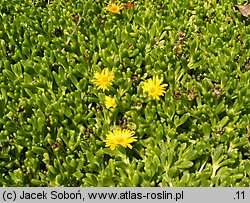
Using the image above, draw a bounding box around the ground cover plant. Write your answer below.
[0,0,250,186]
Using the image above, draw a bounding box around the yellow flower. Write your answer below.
[104,128,137,150]
[142,76,167,100]
[92,68,114,91]
[103,3,123,14]
[225,126,234,133]
[105,96,116,109]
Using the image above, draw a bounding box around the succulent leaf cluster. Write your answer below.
[0,0,250,186]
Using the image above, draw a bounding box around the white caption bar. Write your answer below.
[0,188,249,203]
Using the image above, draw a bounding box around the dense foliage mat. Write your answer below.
[0,0,250,186]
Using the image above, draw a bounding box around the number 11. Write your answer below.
[236,191,244,200]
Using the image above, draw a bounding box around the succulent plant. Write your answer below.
[0,0,249,186]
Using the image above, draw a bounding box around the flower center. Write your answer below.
[116,137,125,143]
[149,86,157,95]
[110,6,119,12]
[101,76,109,83]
